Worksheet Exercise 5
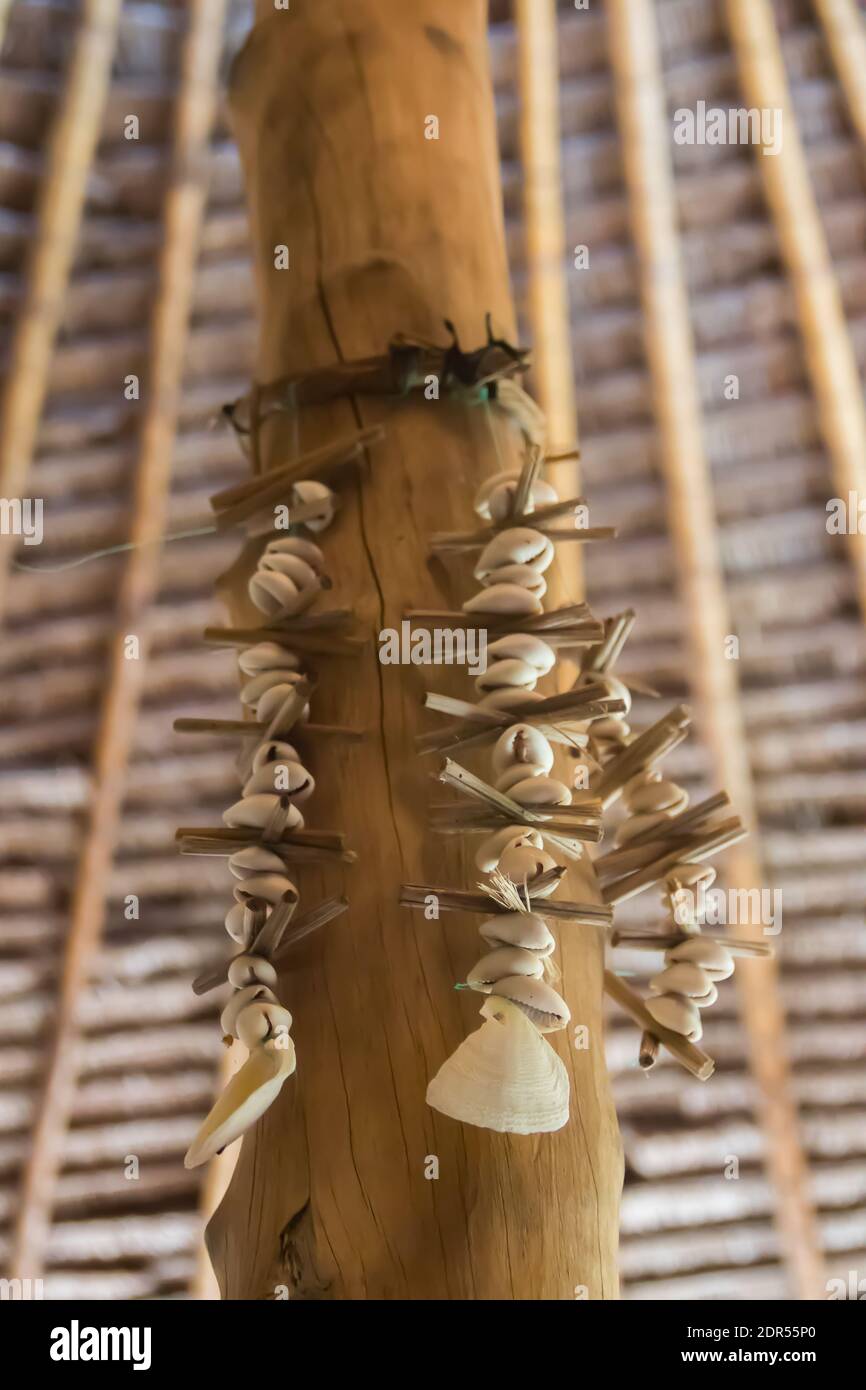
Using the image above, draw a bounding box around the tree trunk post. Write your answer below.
[205,0,622,1300]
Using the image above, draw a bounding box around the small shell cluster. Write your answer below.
[184,485,337,1169]
[615,768,735,1043]
[428,467,576,1132]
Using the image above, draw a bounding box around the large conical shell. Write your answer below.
[183,1038,296,1168]
[425,996,569,1134]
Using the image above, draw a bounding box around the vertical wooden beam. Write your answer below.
[205,0,622,1300]
[10,0,228,1280]
[727,0,866,622]
[515,0,583,605]
[606,0,825,1300]
[0,0,122,616]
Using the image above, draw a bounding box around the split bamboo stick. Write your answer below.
[607,0,825,1301]
[727,0,866,621]
[10,0,229,1280]
[812,0,866,151]
[0,0,123,617]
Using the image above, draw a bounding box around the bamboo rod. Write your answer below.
[812,0,866,156]
[515,0,583,600]
[608,0,824,1300]
[9,0,229,1281]
[727,0,866,622]
[0,0,123,616]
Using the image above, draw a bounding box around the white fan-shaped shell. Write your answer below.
[425,996,569,1134]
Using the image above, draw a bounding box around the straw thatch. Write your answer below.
[0,0,864,1299]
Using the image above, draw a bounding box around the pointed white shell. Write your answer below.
[426,996,569,1133]
[184,1039,296,1168]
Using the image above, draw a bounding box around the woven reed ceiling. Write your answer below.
[0,0,864,1299]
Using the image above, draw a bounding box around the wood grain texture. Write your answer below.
[205,0,622,1300]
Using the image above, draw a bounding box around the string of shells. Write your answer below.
[183,481,339,1169]
[616,770,735,1044]
[426,465,577,1134]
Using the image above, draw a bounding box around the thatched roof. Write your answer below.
[0,0,864,1298]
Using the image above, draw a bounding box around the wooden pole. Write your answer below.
[0,0,122,617]
[206,0,622,1300]
[607,0,825,1301]
[10,0,228,1279]
[812,0,866,150]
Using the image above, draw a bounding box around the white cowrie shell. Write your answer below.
[577,670,632,717]
[252,740,301,771]
[259,552,320,587]
[463,584,543,616]
[223,794,304,832]
[477,687,544,713]
[474,658,538,695]
[664,863,717,892]
[242,760,315,801]
[241,669,304,707]
[467,946,544,992]
[228,846,287,879]
[496,844,559,895]
[626,778,688,814]
[474,826,544,873]
[667,936,734,980]
[228,953,278,989]
[491,723,555,774]
[256,681,310,727]
[292,479,336,532]
[478,563,547,597]
[475,528,554,579]
[489,975,570,1032]
[249,568,321,619]
[508,776,572,807]
[236,1000,294,1049]
[475,473,558,522]
[649,962,716,1003]
[263,536,325,571]
[486,633,556,674]
[220,984,279,1037]
[614,812,671,846]
[234,872,299,906]
[238,642,301,677]
[646,993,703,1042]
[225,902,253,946]
[479,911,555,955]
[495,762,548,793]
